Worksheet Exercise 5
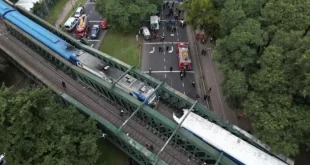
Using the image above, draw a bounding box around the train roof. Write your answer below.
[1,4,73,60]
[0,0,15,16]
[173,110,289,165]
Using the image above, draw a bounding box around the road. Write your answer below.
[141,1,197,99]
[63,0,106,49]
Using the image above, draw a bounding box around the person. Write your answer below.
[120,110,124,117]
[180,73,183,80]
[183,69,186,77]
[170,66,173,72]
[149,145,154,151]
[192,81,195,88]
[166,46,170,51]
[208,87,212,93]
[201,49,204,56]
[149,68,152,74]
[203,94,208,100]
[160,35,165,41]
[61,81,66,88]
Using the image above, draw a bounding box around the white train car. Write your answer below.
[173,109,291,165]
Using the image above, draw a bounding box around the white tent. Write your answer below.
[16,0,40,11]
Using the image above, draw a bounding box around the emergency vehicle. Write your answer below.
[176,42,191,70]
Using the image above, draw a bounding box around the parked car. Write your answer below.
[74,7,84,18]
[101,19,108,29]
[140,27,151,40]
[91,25,100,39]
[0,154,5,165]
[76,14,88,32]
[73,26,89,39]
[64,17,78,32]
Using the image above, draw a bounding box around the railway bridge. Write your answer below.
[0,4,280,165]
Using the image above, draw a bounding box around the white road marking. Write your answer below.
[144,42,189,45]
[168,46,173,53]
[182,83,185,87]
[163,32,165,36]
[149,47,155,53]
[164,66,166,70]
[89,21,102,23]
[177,38,179,42]
[143,71,194,73]
[177,32,178,36]
[88,40,100,41]
[100,16,102,19]
[91,44,94,47]
[164,58,166,62]
[90,11,93,14]
[165,74,167,78]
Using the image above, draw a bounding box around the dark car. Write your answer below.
[91,25,100,39]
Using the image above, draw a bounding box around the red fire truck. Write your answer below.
[176,42,191,70]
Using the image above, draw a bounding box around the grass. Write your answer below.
[99,30,140,67]
[45,0,87,25]
[96,138,128,165]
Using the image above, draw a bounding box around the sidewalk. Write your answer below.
[186,22,251,131]
[54,0,78,28]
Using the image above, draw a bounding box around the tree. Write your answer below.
[0,86,101,165]
[95,0,161,31]
[180,0,220,37]
[213,0,310,156]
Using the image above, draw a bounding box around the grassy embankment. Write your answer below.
[99,30,140,67]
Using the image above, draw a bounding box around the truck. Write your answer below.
[150,16,160,30]
[176,42,191,70]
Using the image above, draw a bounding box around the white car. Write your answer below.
[0,154,5,165]
[74,7,84,18]
[64,17,78,32]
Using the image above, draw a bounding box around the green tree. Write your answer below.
[95,0,161,31]
[0,86,101,165]
[213,0,310,156]
[180,0,220,37]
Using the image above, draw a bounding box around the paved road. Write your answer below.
[141,1,197,99]
[63,0,106,49]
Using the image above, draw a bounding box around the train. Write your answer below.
[0,0,157,106]
[173,110,294,165]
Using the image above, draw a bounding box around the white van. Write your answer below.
[150,16,160,30]
[64,17,78,32]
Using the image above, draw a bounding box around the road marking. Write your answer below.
[91,44,94,47]
[88,40,100,41]
[183,92,185,94]
[89,21,102,23]
[143,71,194,73]
[177,32,178,36]
[165,74,167,78]
[149,47,155,53]
[144,42,189,45]
[177,38,179,42]
[168,46,173,53]
[164,58,165,62]
[100,16,102,19]
[90,11,93,14]
[93,7,95,10]
[164,66,166,70]
[182,83,185,87]
[163,32,164,36]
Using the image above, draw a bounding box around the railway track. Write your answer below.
[0,22,197,165]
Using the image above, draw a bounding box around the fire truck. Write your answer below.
[176,42,191,70]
